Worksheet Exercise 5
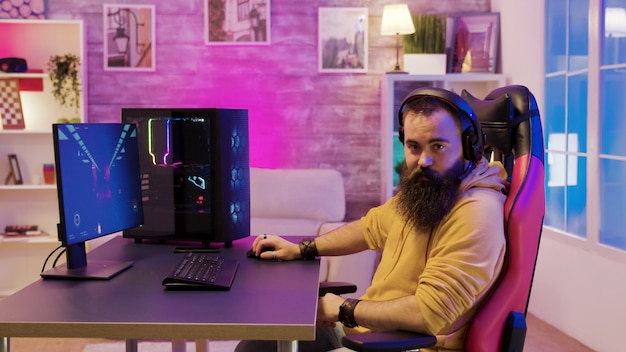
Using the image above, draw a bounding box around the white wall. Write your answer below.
[491,0,545,96]
[532,230,626,351]
[493,1,626,351]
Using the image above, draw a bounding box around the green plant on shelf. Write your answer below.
[47,53,81,122]
[403,14,447,54]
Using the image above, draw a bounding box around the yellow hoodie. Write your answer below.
[351,159,507,351]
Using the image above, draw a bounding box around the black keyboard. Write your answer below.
[162,252,238,290]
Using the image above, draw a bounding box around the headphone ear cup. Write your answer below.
[398,127,404,144]
[462,130,474,162]
[462,128,483,162]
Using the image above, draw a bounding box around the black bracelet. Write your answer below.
[338,298,361,328]
[299,239,319,260]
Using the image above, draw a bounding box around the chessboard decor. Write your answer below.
[0,78,26,130]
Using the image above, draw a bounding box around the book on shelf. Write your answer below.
[3,225,44,236]
[2,230,46,236]
[1,232,50,240]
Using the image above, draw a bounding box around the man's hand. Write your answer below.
[250,234,301,260]
[317,293,344,327]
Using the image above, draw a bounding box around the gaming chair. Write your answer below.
[337,85,545,352]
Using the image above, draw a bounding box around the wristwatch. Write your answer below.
[338,298,361,328]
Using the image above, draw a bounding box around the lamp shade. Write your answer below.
[381,4,415,36]
[606,7,626,37]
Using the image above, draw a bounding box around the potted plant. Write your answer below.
[402,14,447,74]
[47,53,82,122]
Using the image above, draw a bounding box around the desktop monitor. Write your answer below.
[120,108,250,249]
[41,123,144,280]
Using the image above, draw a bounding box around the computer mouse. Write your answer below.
[246,246,275,259]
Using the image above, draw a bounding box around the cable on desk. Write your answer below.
[52,248,67,268]
[40,245,63,272]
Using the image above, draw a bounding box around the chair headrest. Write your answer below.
[461,90,513,155]
[461,85,543,162]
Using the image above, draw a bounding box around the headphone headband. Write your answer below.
[397,87,484,163]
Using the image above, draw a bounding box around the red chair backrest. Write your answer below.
[462,85,545,352]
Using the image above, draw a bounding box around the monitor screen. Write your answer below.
[121,108,250,250]
[41,123,143,280]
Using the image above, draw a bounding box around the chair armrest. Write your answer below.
[320,282,436,351]
[501,311,527,351]
[341,331,437,352]
[318,281,357,296]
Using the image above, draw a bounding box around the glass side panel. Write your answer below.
[392,137,404,192]
[392,81,435,132]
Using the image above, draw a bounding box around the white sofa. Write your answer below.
[250,167,377,298]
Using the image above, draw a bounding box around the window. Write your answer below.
[545,0,626,251]
[544,0,588,238]
[600,0,626,250]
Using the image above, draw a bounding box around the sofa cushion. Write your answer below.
[250,168,345,221]
[250,218,324,237]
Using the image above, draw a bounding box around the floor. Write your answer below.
[524,314,593,352]
[4,313,593,352]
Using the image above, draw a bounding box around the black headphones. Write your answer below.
[397,87,484,163]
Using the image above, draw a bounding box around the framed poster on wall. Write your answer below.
[449,12,500,73]
[205,0,270,45]
[103,4,156,71]
[318,7,368,73]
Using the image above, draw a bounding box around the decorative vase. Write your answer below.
[403,54,447,75]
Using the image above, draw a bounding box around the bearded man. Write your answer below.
[236,87,507,352]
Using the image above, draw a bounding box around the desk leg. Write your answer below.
[277,340,298,352]
[171,339,186,352]
[194,339,209,352]
[1,337,8,352]
[125,339,138,352]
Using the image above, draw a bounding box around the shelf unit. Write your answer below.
[0,20,86,294]
[0,72,47,78]
[380,73,506,203]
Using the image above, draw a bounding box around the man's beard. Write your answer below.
[396,159,465,233]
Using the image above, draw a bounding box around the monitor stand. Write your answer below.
[40,260,133,280]
[40,242,133,280]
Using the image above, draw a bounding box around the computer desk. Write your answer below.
[0,235,320,352]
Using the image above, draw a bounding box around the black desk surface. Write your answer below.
[0,236,320,341]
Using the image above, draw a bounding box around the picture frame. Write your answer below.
[318,7,368,73]
[103,4,156,71]
[205,0,270,45]
[448,12,500,74]
[7,154,23,185]
[0,78,26,130]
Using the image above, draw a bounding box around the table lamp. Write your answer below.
[381,4,416,74]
